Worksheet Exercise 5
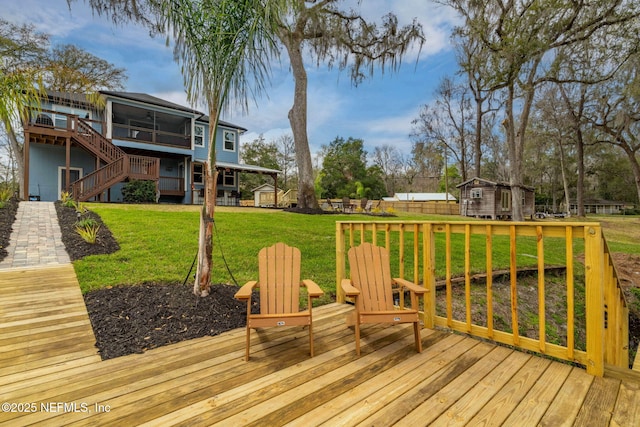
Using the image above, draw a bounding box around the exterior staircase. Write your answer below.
[68,117,159,201]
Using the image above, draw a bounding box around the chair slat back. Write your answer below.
[348,243,394,311]
[258,243,301,314]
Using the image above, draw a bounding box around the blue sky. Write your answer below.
[3,0,461,158]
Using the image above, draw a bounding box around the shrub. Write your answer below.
[122,180,157,204]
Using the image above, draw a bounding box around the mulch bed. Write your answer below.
[55,202,120,260]
[0,197,19,260]
[83,283,257,360]
[53,202,257,360]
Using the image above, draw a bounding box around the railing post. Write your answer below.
[336,222,346,304]
[584,225,604,376]
[422,223,435,329]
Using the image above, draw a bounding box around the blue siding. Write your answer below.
[29,144,96,201]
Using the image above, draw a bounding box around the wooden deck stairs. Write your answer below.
[26,112,160,202]
[69,119,159,201]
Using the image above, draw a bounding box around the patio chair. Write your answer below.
[342,196,354,213]
[360,198,373,212]
[341,242,428,355]
[234,242,324,361]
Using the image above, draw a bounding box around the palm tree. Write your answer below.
[0,20,48,198]
[77,0,423,294]
[0,71,45,198]
[155,0,284,296]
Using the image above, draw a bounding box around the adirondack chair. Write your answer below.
[341,242,428,355]
[342,196,354,213]
[234,243,324,361]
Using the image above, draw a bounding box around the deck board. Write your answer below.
[2,265,640,426]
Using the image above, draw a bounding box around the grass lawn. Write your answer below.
[74,204,640,301]
[74,204,441,300]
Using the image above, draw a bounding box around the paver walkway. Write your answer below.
[0,201,70,269]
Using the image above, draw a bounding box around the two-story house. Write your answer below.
[22,91,280,205]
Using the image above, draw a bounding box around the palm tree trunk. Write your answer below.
[194,106,220,296]
[6,125,25,199]
[194,166,216,297]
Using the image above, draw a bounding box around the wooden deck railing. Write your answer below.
[71,155,159,201]
[27,109,161,201]
[336,220,629,377]
[73,116,125,163]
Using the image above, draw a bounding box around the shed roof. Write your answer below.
[251,183,275,192]
[456,177,534,191]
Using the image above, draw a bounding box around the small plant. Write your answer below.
[73,201,88,214]
[75,217,98,229]
[76,223,100,244]
[60,191,72,203]
[0,187,12,203]
[60,191,76,208]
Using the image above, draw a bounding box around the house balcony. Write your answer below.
[111,102,194,150]
[111,123,191,150]
[24,108,104,145]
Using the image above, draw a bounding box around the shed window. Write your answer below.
[501,190,511,211]
[470,188,482,199]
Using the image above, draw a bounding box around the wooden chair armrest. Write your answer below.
[234,280,258,300]
[341,279,360,297]
[393,278,428,295]
[302,279,324,298]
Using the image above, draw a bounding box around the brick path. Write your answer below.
[0,201,70,269]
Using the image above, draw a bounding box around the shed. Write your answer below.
[456,177,535,220]
[252,183,275,207]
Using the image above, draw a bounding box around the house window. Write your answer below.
[216,170,236,187]
[223,130,236,151]
[193,163,204,185]
[194,124,204,147]
[501,190,511,211]
[224,171,235,186]
[470,188,482,199]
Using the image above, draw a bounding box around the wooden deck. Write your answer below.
[1,265,640,426]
